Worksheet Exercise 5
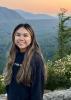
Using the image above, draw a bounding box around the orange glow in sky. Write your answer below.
[0,0,71,14]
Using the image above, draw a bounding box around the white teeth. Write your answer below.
[18,42,25,44]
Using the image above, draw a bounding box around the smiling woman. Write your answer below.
[14,27,32,52]
[3,23,47,100]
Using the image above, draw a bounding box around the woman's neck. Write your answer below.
[20,48,26,53]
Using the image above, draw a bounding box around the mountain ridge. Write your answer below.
[16,9,57,20]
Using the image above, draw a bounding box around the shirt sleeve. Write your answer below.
[31,53,44,100]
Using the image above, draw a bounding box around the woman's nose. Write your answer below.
[19,37,25,42]
[19,35,24,40]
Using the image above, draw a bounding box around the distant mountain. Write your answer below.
[0,7,58,60]
[0,7,24,21]
[0,7,71,74]
[16,9,57,20]
[0,7,58,73]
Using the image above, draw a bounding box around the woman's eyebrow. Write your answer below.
[16,32,20,34]
[16,32,28,35]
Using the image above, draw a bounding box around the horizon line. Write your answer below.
[0,6,71,16]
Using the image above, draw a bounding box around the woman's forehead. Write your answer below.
[15,27,30,34]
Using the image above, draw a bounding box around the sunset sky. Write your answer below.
[0,0,71,15]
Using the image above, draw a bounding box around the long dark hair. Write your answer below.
[3,23,47,86]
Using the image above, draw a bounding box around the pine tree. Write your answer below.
[58,8,71,58]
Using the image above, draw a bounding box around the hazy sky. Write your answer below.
[0,0,71,15]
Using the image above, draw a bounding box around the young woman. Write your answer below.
[3,23,47,100]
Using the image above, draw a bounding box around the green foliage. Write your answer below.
[57,8,71,59]
[0,75,6,94]
[45,54,71,90]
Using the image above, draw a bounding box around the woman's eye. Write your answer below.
[15,33,29,37]
[23,34,28,37]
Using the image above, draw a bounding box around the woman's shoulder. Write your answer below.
[33,51,41,60]
[32,51,44,66]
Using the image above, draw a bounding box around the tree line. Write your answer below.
[54,8,71,60]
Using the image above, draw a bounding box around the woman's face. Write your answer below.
[14,27,32,52]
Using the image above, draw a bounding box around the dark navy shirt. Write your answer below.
[6,50,44,100]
